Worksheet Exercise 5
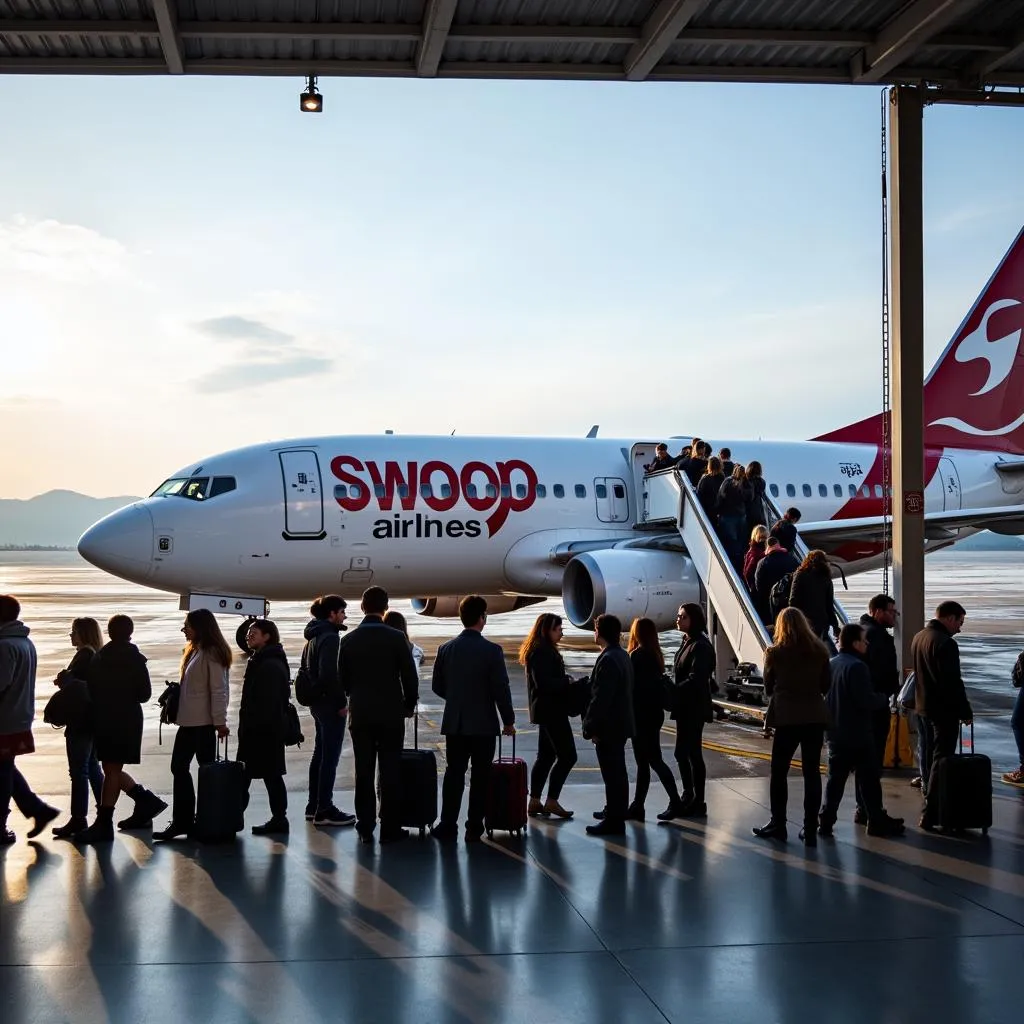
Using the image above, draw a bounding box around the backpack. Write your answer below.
[283,702,305,746]
[769,572,794,621]
[293,639,323,707]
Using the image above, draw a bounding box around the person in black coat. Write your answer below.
[696,457,725,526]
[584,615,635,836]
[238,619,291,836]
[770,508,801,553]
[754,538,800,626]
[432,596,515,842]
[339,587,419,844]
[667,603,716,819]
[789,550,839,648]
[521,613,577,820]
[627,618,682,821]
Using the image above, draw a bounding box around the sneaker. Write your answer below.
[314,807,356,827]
[1002,766,1024,786]
[910,776,923,789]
[26,805,59,839]
[304,804,316,821]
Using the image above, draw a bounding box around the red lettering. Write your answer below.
[366,461,418,511]
[421,460,459,513]
[460,461,500,513]
[486,460,539,536]
[330,456,369,512]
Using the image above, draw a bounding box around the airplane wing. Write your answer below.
[799,504,1024,547]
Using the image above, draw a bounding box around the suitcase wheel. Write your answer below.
[486,829,493,839]
[419,827,426,837]
[983,827,989,836]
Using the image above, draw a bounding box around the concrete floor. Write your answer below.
[4,773,1024,1024]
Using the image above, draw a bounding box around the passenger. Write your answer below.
[675,444,692,467]
[383,610,424,676]
[521,612,577,820]
[912,601,973,831]
[302,595,355,827]
[78,614,164,842]
[789,550,839,649]
[742,525,769,593]
[770,507,802,552]
[696,456,725,524]
[745,460,767,533]
[238,618,290,836]
[51,617,104,838]
[1003,650,1024,786]
[626,617,683,821]
[719,447,735,479]
[341,587,419,844]
[154,609,231,841]
[665,603,715,820]
[683,440,707,487]
[645,443,676,474]
[753,607,830,845]
[818,624,905,839]
[431,595,514,844]
[754,537,799,625]
[0,595,59,845]
[858,595,901,824]
[717,464,753,570]
[583,614,635,836]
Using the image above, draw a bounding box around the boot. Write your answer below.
[867,813,906,838]
[78,807,115,844]
[656,798,688,822]
[26,804,59,839]
[52,817,89,839]
[118,787,168,830]
[543,798,574,819]
[624,803,645,822]
[678,800,707,819]
[528,797,548,817]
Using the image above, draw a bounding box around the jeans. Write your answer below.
[718,514,746,569]
[855,708,892,814]
[915,712,936,796]
[351,723,404,835]
[674,716,707,804]
[530,717,577,800]
[823,742,883,823]
[307,706,347,814]
[65,726,104,820]
[632,725,680,808]
[769,724,824,825]
[1011,686,1024,765]
[595,739,629,825]
[922,717,960,825]
[0,759,47,829]
[170,725,216,827]
[440,735,495,834]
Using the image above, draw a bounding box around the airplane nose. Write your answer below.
[77,503,155,582]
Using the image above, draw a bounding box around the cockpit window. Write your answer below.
[150,476,235,501]
[209,476,236,498]
[152,478,187,496]
[182,477,210,500]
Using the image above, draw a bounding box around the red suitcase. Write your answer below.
[485,734,528,838]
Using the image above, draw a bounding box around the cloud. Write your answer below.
[0,216,130,284]
[194,355,333,393]
[194,315,294,346]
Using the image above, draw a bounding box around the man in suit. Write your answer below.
[338,587,419,844]
[912,600,973,830]
[583,614,635,837]
[431,596,515,843]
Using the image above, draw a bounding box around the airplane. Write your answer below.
[78,226,1024,633]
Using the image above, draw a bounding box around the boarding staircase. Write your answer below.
[641,469,850,697]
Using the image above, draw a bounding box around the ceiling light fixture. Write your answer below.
[300,75,322,113]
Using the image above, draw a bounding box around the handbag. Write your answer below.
[565,677,591,718]
[157,681,181,744]
[661,673,677,713]
[43,677,91,730]
[284,702,304,746]
[897,672,916,713]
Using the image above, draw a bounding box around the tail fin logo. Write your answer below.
[953,298,1022,396]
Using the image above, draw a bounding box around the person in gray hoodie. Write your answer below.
[0,595,59,844]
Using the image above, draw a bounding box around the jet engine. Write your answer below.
[411,595,546,617]
[562,550,700,631]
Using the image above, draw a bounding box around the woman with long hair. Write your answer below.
[717,464,754,570]
[742,524,769,593]
[696,456,725,525]
[154,608,232,840]
[745,460,767,533]
[789,549,839,649]
[753,607,831,846]
[383,610,425,675]
[238,618,291,836]
[520,612,577,819]
[627,618,683,821]
[665,603,716,819]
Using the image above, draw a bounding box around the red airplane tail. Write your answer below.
[816,225,1024,455]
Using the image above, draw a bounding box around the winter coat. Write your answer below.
[763,644,830,728]
[746,475,767,527]
[912,620,972,723]
[88,640,150,751]
[671,633,716,724]
[177,648,229,728]
[526,644,572,725]
[0,620,37,737]
[743,543,766,591]
[583,645,635,741]
[697,472,725,521]
[789,566,838,639]
[629,646,667,733]
[826,652,888,748]
[770,518,798,552]
[717,478,753,518]
[237,643,291,778]
[859,613,900,698]
[302,617,346,713]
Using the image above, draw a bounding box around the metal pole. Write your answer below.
[889,85,926,674]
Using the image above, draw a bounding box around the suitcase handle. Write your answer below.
[958,720,975,755]
[216,734,231,761]
[498,732,515,760]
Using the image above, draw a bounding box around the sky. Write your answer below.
[1,75,1023,500]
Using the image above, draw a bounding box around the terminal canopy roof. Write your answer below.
[0,1,1022,87]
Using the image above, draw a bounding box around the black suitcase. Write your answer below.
[194,736,246,842]
[933,724,992,834]
[393,714,438,836]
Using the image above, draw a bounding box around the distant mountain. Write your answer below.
[0,490,141,547]
[950,530,1024,551]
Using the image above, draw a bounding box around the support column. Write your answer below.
[889,85,926,673]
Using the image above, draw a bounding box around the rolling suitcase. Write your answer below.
[194,736,246,842]
[391,713,438,836]
[485,734,528,838]
[932,723,992,835]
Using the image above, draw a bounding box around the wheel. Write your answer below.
[982,827,989,836]
[419,827,426,837]
[486,829,493,839]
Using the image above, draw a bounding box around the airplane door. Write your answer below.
[279,450,325,538]
[595,477,629,523]
[938,457,962,511]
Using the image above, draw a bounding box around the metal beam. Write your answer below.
[625,0,711,81]
[888,85,926,676]
[926,86,1024,105]
[0,20,159,37]
[178,22,422,42]
[964,29,1024,83]
[151,1,184,75]
[854,0,986,82]
[0,56,166,72]
[417,0,458,78]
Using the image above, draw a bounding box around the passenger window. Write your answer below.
[398,484,409,499]
[440,483,452,499]
[575,484,587,499]
[536,484,546,498]
[485,484,497,499]
[350,484,362,500]
[420,484,432,498]
[500,485,511,498]
[818,484,827,497]
[334,484,348,499]
[596,484,608,499]
[874,484,883,498]
[786,484,796,497]
[209,476,236,498]
[862,486,870,498]
[553,484,565,499]
[516,484,527,499]
[802,484,812,498]
[849,484,857,497]
[614,484,625,499]
[182,477,210,501]
[374,484,386,499]
[467,483,478,499]
[769,484,779,497]
[834,484,843,498]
